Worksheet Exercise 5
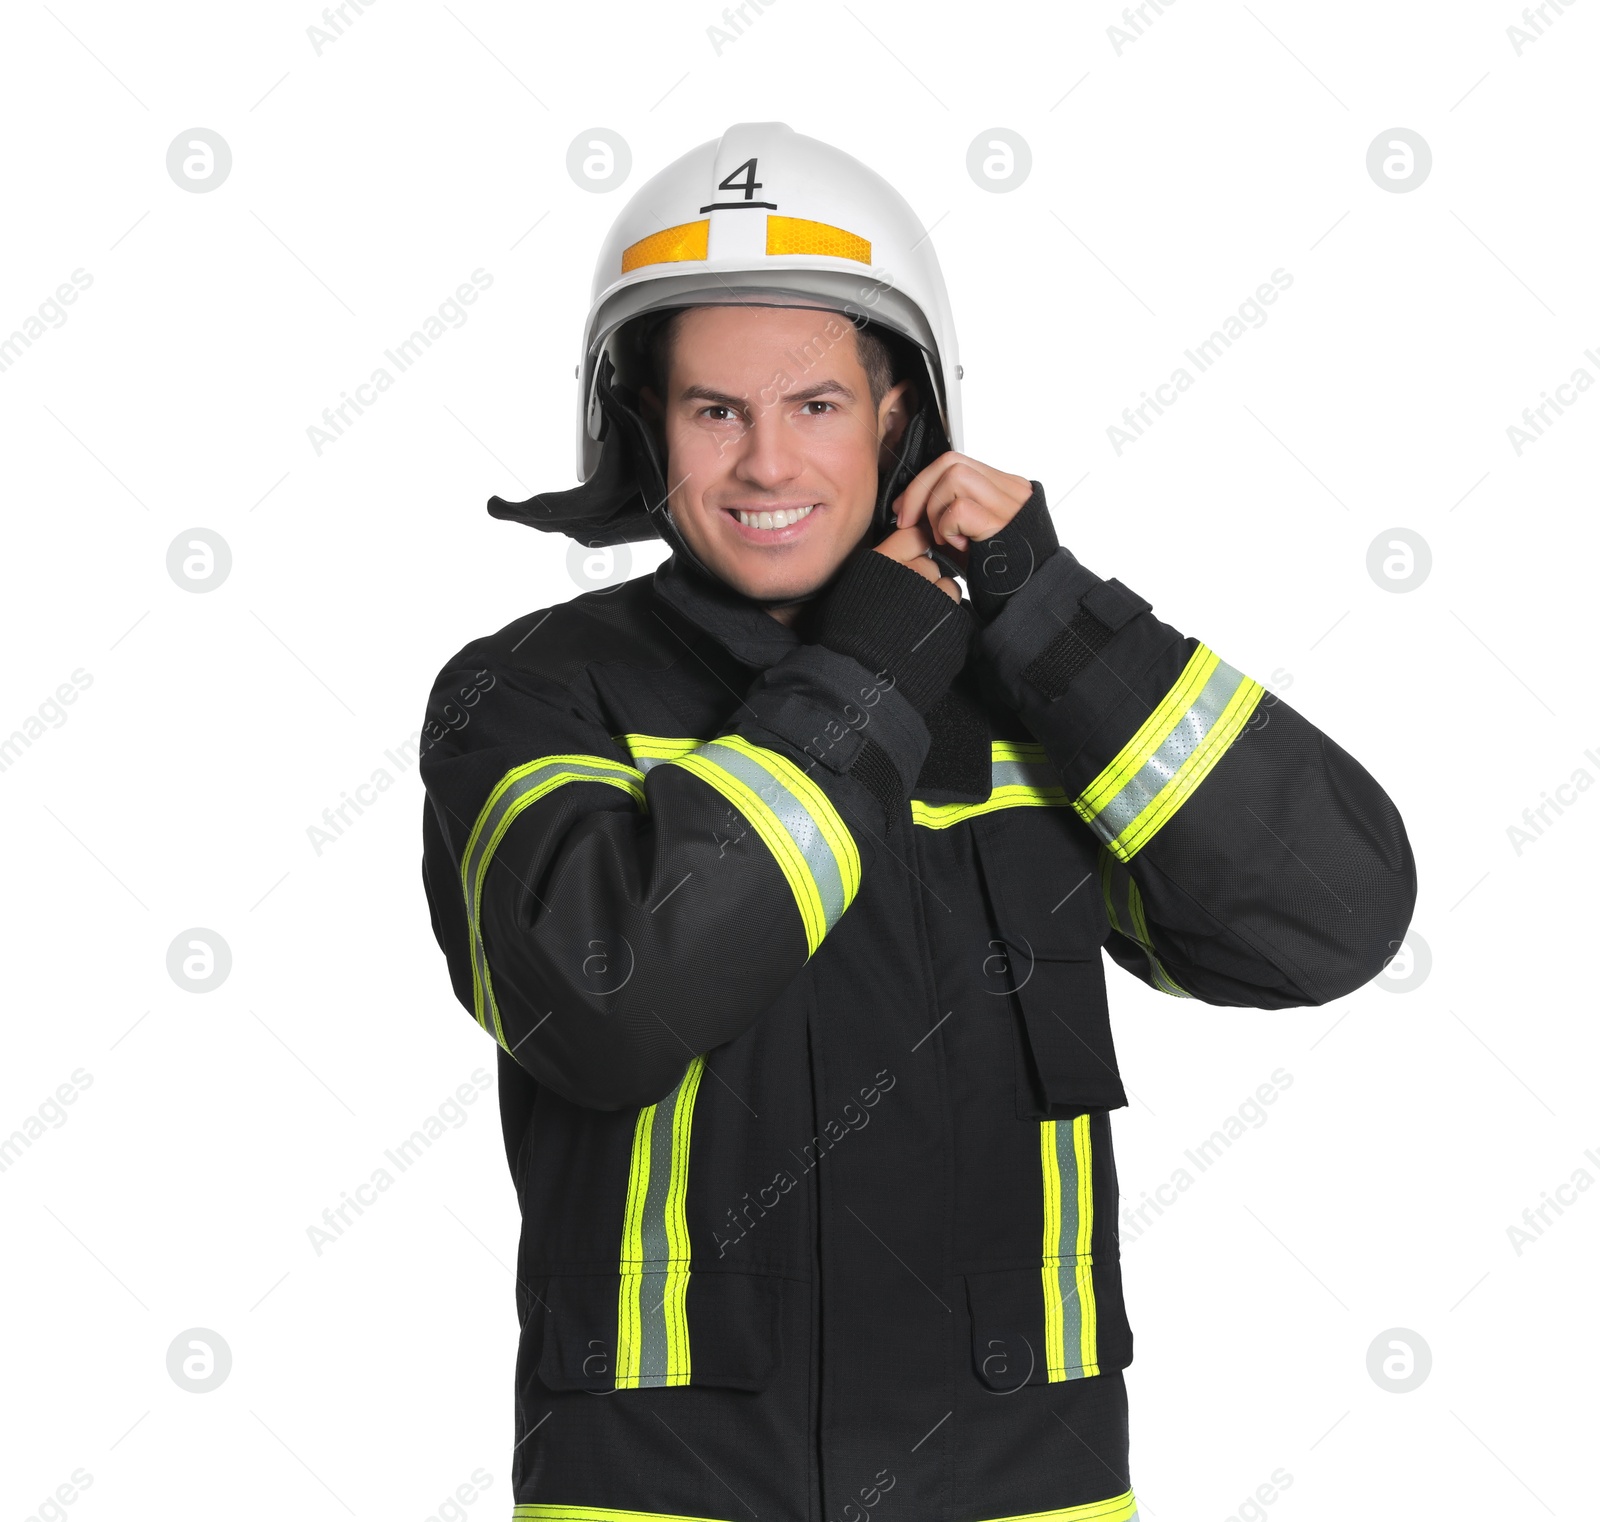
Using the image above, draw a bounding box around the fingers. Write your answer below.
[868,517,964,605]
[899,549,963,604]
[895,453,973,529]
[901,552,961,602]
[872,520,938,565]
[870,526,961,602]
[898,549,942,587]
[895,454,994,531]
[928,491,977,552]
[894,454,1033,550]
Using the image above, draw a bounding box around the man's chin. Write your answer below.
[707,551,854,608]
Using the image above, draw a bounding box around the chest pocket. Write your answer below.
[970,805,1129,1121]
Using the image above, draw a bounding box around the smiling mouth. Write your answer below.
[724,503,819,532]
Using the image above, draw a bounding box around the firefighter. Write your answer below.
[419,121,1416,1522]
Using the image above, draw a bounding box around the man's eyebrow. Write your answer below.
[678,378,857,407]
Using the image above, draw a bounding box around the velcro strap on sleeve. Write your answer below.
[1081,578,1152,633]
[1020,607,1115,700]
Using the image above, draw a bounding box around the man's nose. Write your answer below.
[728,409,805,489]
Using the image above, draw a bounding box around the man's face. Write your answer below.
[639,304,914,607]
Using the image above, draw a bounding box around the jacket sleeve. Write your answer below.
[968,480,1417,1009]
[419,551,971,1111]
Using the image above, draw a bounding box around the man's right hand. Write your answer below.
[871,521,963,604]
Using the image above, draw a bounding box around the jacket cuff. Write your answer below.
[739,642,931,795]
[965,479,1061,623]
[810,547,973,715]
[975,546,1153,717]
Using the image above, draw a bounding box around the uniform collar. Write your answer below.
[650,546,996,802]
[650,552,802,671]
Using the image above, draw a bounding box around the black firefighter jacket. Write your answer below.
[418,481,1417,1522]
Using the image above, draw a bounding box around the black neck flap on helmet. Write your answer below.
[486,318,959,600]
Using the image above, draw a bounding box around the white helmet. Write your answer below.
[490,121,965,572]
[577,119,962,480]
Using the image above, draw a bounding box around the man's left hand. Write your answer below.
[892,453,1034,562]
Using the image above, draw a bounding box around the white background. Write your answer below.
[2,2,1595,1519]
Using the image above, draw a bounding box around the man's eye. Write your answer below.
[802,400,836,415]
[700,405,742,422]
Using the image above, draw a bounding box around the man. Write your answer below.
[419,123,1416,1522]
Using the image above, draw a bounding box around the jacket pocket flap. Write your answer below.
[965,1266,1056,1390]
[537,1270,786,1393]
[1013,957,1129,1118]
[970,807,1105,960]
[968,810,1127,1118]
[965,1263,1108,1389]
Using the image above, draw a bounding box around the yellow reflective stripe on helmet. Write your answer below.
[1074,643,1263,863]
[616,1054,705,1390]
[620,219,709,273]
[1098,849,1190,999]
[665,734,860,957]
[765,214,872,264]
[1040,1113,1099,1380]
[618,214,870,273]
[911,740,1071,829]
[461,753,646,1051]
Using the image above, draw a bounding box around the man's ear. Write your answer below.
[876,376,919,462]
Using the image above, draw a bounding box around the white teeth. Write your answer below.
[735,503,816,528]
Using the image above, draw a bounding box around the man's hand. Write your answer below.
[871,521,962,603]
[892,453,1034,554]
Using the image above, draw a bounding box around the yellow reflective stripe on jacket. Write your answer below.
[1040,1113,1100,1380]
[1099,850,1190,998]
[461,753,646,1050]
[615,732,701,771]
[1074,643,1263,863]
[515,1491,1142,1522]
[513,1506,746,1522]
[662,734,861,957]
[616,1054,706,1389]
[620,734,1073,834]
[971,1491,1141,1522]
[911,740,1071,828]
